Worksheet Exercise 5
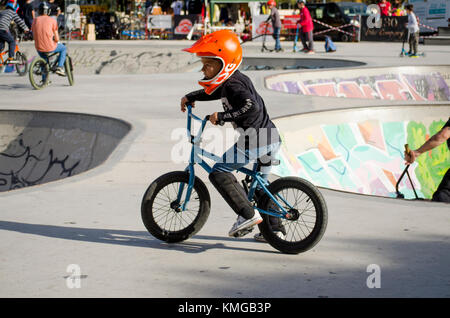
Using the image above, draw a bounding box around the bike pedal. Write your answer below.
[233,227,254,238]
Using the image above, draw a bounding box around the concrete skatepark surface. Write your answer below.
[0,41,449,298]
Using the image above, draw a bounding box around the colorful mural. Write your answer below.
[268,72,450,101]
[272,118,450,199]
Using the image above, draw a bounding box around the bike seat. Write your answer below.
[42,52,57,58]
[257,153,280,167]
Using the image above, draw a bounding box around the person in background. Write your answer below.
[391,0,405,16]
[378,0,392,16]
[151,2,162,15]
[0,0,29,62]
[405,4,420,57]
[21,0,35,29]
[219,4,230,25]
[267,0,282,52]
[47,0,60,19]
[171,0,183,15]
[404,117,450,203]
[296,0,314,54]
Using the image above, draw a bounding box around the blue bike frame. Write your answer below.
[177,105,294,220]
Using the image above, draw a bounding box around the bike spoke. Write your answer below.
[151,182,201,232]
[274,186,318,243]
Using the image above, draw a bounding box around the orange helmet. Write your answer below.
[183,30,242,95]
[267,0,276,6]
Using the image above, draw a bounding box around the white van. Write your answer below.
[408,0,450,33]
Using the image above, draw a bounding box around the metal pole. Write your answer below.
[204,0,208,35]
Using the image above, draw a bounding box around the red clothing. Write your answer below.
[298,7,313,32]
[32,15,57,52]
[378,1,391,16]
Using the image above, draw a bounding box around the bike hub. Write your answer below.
[285,209,300,221]
[170,200,182,212]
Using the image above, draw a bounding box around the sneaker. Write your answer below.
[55,67,66,76]
[275,48,284,52]
[6,57,18,64]
[254,231,285,243]
[305,50,315,55]
[228,210,263,237]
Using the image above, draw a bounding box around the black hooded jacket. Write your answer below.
[185,70,280,147]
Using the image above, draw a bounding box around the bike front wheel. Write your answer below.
[141,171,211,243]
[15,51,28,76]
[29,58,49,89]
[258,177,328,254]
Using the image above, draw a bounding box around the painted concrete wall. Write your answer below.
[5,42,199,75]
[266,66,450,101]
[272,105,450,199]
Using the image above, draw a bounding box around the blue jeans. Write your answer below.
[38,43,66,68]
[212,141,281,184]
[273,27,281,50]
[0,30,15,58]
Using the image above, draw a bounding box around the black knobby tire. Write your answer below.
[29,58,49,90]
[141,171,211,243]
[258,177,328,254]
[15,51,28,76]
[65,55,74,86]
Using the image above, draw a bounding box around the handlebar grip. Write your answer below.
[405,144,411,155]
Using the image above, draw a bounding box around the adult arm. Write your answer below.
[405,125,450,163]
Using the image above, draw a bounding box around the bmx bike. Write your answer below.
[28,45,74,90]
[141,105,328,254]
[0,44,28,76]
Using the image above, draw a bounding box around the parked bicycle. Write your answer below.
[141,105,328,254]
[0,43,28,76]
[28,44,74,90]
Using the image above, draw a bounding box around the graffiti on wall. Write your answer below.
[269,72,450,101]
[272,118,450,199]
[0,135,80,192]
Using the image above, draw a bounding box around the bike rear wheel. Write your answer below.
[15,51,28,76]
[141,171,211,243]
[29,58,49,89]
[258,177,328,254]
[65,55,74,86]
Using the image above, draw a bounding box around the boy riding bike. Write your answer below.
[180,30,286,240]
[0,0,29,63]
[31,1,66,76]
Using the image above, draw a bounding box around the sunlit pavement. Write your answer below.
[0,40,449,297]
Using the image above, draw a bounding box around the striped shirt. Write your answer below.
[0,8,29,32]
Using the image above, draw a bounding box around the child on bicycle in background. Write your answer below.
[180,30,286,241]
[31,1,66,76]
[0,0,29,63]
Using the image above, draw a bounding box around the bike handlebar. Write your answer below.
[186,104,224,144]
[404,144,411,156]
